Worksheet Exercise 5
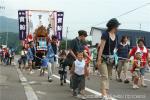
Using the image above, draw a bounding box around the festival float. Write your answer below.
[18,10,64,66]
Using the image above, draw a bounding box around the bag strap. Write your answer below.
[108,34,118,55]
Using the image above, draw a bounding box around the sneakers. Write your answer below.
[60,82,63,86]
[76,94,86,100]
[133,85,139,89]
[30,71,34,74]
[64,80,66,83]
[73,91,77,97]
[124,79,130,84]
[70,89,73,92]
[48,77,53,82]
[60,81,63,86]
[77,94,82,98]
[141,84,148,87]
[81,95,86,100]
[117,79,122,82]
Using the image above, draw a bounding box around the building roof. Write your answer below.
[90,27,150,35]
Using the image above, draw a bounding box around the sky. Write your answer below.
[0,0,150,39]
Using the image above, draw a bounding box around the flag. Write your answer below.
[18,10,27,40]
[56,12,64,40]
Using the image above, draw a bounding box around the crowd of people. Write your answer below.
[0,46,15,65]
[16,18,150,100]
[96,18,150,100]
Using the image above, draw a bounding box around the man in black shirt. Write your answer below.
[51,35,58,61]
[66,30,87,68]
[65,30,87,89]
[28,41,36,74]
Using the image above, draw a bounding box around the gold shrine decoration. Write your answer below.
[34,25,48,37]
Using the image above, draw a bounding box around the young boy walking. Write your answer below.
[71,51,87,100]
[58,50,67,86]
[40,56,48,76]
[131,52,144,89]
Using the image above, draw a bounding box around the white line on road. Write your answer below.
[16,67,38,100]
[128,77,150,82]
[53,74,117,100]
[144,78,150,82]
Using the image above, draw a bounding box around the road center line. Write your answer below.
[53,74,117,100]
[16,67,38,100]
[128,77,150,82]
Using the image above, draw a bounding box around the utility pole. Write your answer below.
[65,27,68,50]
[140,23,141,30]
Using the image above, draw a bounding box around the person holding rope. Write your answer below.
[27,41,36,74]
[51,35,58,73]
[40,55,49,76]
[116,36,130,83]
[129,39,148,87]
[58,50,67,86]
[20,47,27,70]
[97,18,120,99]
[46,39,55,82]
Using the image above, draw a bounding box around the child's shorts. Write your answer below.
[72,73,85,90]
[18,59,22,64]
[133,70,140,77]
[133,68,145,77]
[140,68,145,76]
[41,66,47,69]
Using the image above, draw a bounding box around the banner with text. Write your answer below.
[18,10,27,40]
[56,12,64,40]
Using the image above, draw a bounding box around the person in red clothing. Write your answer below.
[84,45,91,64]
[84,45,92,78]
[131,52,142,89]
[129,39,148,87]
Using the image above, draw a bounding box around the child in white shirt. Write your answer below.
[71,51,87,100]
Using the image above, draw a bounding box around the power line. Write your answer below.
[116,3,150,18]
[94,2,150,28]
[65,27,69,50]
[69,2,150,33]
[94,2,150,27]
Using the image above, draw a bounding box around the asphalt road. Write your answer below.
[0,59,150,100]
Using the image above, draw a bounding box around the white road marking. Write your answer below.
[128,77,150,82]
[36,91,46,95]
[28,81,38,84]
[144,78,150,82]
[16,67,38,100]
[53,74,117,100]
